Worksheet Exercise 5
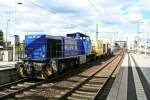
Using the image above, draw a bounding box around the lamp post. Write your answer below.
[137,20,143,53]
[98,31,118,47]
[144,22,150,56]
[144,32,147,56]
[13,0,22,61]
[137,20,145,53]
[5,19,10,50]
[138,20,150,56]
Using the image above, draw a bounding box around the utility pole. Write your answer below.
[98,31,118,47]
[96,24,99,40]
[113,32,118,47]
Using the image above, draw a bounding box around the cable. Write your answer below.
[88,0,120,40]
[88,0,111,24]
[26,0,54,15]
[25,0,100,34]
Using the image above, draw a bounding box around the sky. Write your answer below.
[0,0,150,43]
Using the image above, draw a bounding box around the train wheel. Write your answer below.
[74,60,79,67]
[58,63,66,73]
[41,64,53,79]
[70,61,74,69]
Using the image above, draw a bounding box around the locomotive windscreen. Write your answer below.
[24,35,47,60]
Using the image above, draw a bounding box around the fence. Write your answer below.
[0,50,25,61]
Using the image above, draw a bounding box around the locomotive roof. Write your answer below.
[26,34,64,38]
[67,32,89,37]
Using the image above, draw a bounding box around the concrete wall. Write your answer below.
[0,51,3,61]
[0,50,13,61]
[0,68,21,85]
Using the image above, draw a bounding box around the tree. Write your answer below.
[0,30,4,46]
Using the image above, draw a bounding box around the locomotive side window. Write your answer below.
[47,39,62,58]
[103,44,106,53]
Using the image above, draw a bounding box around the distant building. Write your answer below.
[0,46,3,50]
[137,37,150,54]
[139,37,150,47]
[115,41,127,49]
[4,41,13,50]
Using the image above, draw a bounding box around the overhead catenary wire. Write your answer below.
[25,0,112,35]
[19,0,65,35]
[88,0,119,41]
[26,0,54,15]
[87,0,112,24]
[25,0,80,34]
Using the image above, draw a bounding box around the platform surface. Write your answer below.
[107,53,150,100]
[0,62,16,70]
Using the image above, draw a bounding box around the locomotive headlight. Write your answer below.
[42,54,45,58]
[34,63,43,71]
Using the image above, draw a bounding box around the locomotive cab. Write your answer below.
[67,32,92,54]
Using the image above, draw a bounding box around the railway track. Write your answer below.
[0,50,123,100]
[58,52,124,100]
[0,55,110,99]
[0,78,42,99]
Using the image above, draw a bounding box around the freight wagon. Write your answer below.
[91,40,112,57]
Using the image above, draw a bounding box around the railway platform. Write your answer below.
[0,61,16,70]
[0,61,19,85]
[107,53,150,100]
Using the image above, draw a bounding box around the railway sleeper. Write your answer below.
[17,83,31,87]
[23,91,35,95]
[0,92,8,95]
[68,96,88,100]
[35,84,55,89]
[79,87,98,92]
[65,79,81,83]
[15,91,36,98]
[15,93,31,99]
[69,93,93,99]
[0,89,16,95]
[72,92,94,97]
[71,83,80,87]
[23,82,36,85]
[29,89,37,92]
[82,85,100,90]
[5,89,17,92]
[84,83,101,87]
[38,83,54,88]
[10,85,22,89]
[75,90,96,95]
[90,77,107,82]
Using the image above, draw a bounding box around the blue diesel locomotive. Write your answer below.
[17,32,94,79]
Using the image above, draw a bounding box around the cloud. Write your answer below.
[125,12,142,22]
[0,0,150,43]
[16,22,48,32]
[139,19,150,32]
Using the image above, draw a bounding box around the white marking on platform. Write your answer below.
[130,54,147,100]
